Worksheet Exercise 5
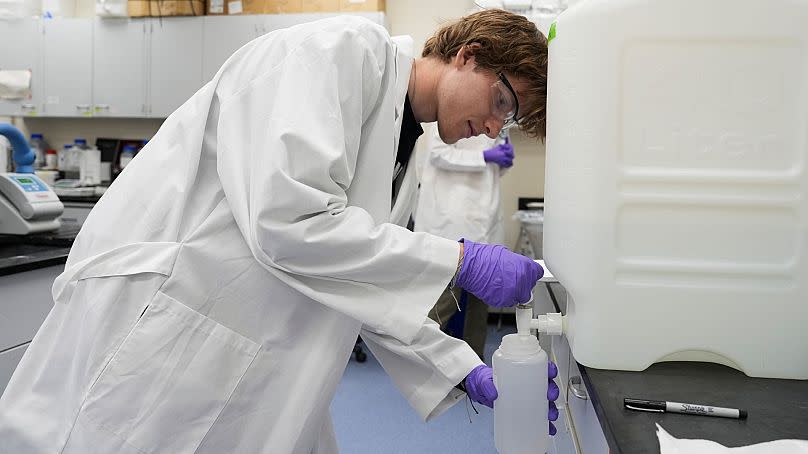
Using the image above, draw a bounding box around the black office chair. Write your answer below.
[352,337,367,362]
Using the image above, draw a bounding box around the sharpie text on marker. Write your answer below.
[624,398,748,420]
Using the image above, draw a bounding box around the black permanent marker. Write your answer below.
[624,398,747,419]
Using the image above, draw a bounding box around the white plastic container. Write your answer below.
[79,146,101,185]
[95,0,127,17]
[29,133,45,169]
[493,334,548,454]
[543,0,808,379]
[57,144,72,171]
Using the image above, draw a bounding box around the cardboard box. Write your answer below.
[211,0,299,14]
[265,0,301,13]
[129,0,205,16]
[339,0,383,12]
[207,0,227,14]
[301,0,338,12]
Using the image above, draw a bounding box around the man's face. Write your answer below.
[435,48,528,144]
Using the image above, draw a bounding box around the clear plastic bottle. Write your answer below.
[58,144,73,171]
[66,138,89,172]
[119,145,136,169]
[29,133,49,169]
[493,333,548,454]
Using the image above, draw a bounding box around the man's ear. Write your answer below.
[452,42,483,69]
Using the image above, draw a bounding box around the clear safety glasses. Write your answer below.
[492,72,520,129]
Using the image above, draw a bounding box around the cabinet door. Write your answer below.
[0,266,61,353]
[0,344,28,396]
[0,18,42,117]
[42,18,93,117]
[93,18,147,117]
[201,15,263,82]
[148,17,203,118]
[567,359,609,453]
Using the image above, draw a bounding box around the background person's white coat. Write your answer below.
[0,16,482,454]
[415,126,505,244]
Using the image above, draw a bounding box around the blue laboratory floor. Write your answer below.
[331,321,516,454]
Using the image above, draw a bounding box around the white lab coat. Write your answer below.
[0,17,481,454]
[415,126,505,244]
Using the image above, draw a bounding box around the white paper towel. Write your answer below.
[0,69,32,99]
[657,424,808,454]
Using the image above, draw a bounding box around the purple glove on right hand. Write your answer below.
[465,362,561,436]
[455,239,543,308]
[483,141,514,168]
[465,364,497,408]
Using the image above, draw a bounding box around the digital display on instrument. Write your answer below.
[17,178,34,184]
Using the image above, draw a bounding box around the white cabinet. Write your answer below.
[93,18,148,117]
[0,265,61,395]
[42,18,93,117]
[0,344,28,396]
[148,17,204,117]
[1,14,386,119]
[545,282,609,454]
[0,18,42,116]
[0,266,61,353]
[202,15,265,81]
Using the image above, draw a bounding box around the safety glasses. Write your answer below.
[492,72,520,129]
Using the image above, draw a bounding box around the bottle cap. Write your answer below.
[499,333,541,357]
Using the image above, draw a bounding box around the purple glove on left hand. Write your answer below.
[483,140,515,168]
[465,362,561,436]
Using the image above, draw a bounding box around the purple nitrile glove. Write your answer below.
[465,364,497,408]
[464,361,561,436]
[483,140,515,168]
[548,361,560,436]
[455,239,543,308]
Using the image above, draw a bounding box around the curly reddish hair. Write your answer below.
[423,9,548,139]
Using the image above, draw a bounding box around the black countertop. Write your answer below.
[544,283,808,454]
[0,226,78,276]
[581,362,808,453]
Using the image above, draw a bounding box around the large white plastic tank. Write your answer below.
[543,0,808,379]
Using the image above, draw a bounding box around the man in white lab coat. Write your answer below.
[0,10,549,454]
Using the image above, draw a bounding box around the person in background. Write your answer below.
[0,9,555,452]
[415,126,513,359]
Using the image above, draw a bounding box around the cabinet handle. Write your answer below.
[76,104,91,111]
[568,376,588,401]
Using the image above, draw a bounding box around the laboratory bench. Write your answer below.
[538,283,808,454]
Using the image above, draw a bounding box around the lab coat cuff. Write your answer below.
[385,235,459,344]
[412,346,483,422]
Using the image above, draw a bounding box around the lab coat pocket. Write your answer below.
[79,291,260,453]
